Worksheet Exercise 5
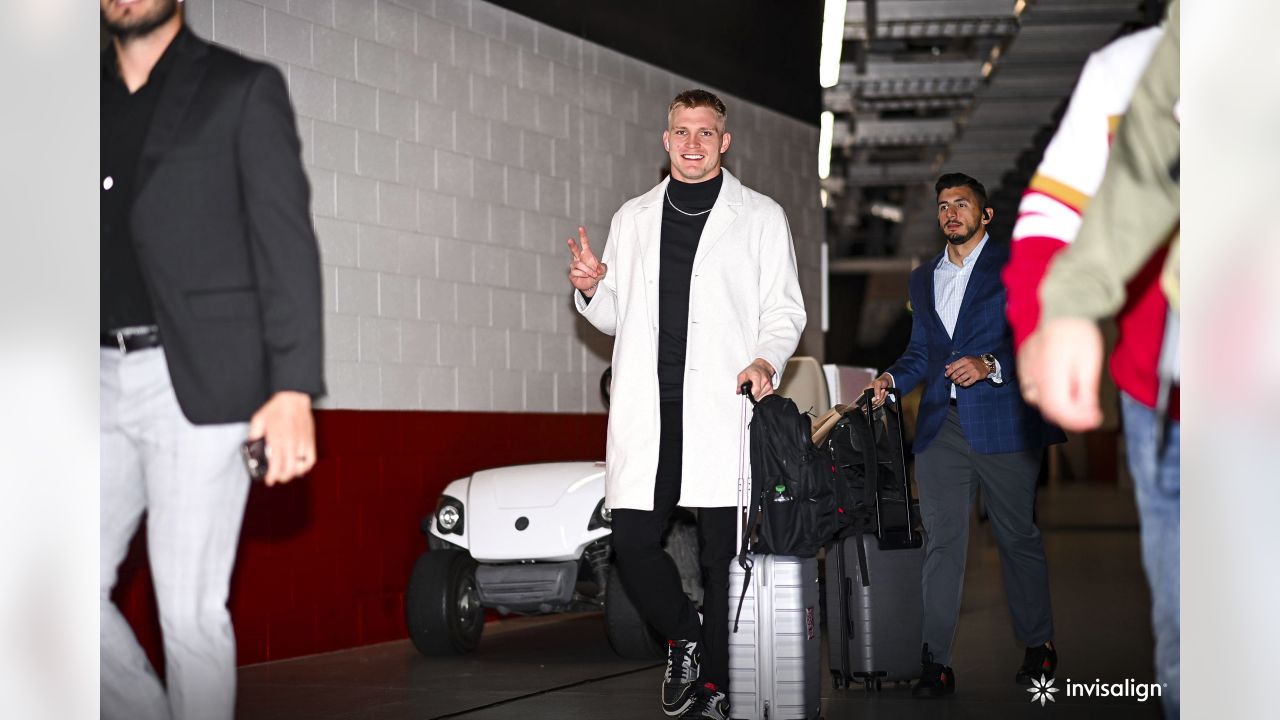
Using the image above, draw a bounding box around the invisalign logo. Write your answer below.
[1065,678,1165,703]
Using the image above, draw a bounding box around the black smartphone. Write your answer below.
[241,437,268,481]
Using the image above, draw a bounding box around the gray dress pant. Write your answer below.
[101,347,250,720]
[915,407,1054,666]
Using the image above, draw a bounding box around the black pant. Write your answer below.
[611,400,737,689]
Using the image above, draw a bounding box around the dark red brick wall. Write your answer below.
[111,409,607,667]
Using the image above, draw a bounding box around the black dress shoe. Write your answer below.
[912,644,955,699]
[1016,642,1058,685]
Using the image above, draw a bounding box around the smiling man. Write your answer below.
[567,89,806,719]
[867,173,1064,699]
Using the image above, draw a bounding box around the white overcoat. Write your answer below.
[576,169,807,510]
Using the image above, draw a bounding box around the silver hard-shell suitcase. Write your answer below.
[728,554,822,719]
[727,384,822,720]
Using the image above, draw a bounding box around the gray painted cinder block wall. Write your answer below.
[185,0,823,414]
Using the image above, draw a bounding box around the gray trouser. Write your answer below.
[916,407,1054,666]
[101,347,250,720]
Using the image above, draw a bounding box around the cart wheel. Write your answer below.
[875,678,883,691]
[863,679,873,693]
[405,550,484,656]
[831,672,846,690]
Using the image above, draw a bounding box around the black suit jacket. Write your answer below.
[122,29,325,424]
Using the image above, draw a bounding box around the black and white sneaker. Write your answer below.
[680,683,729,719]
[662,639,701,716]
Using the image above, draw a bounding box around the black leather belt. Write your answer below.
[101,326,162,353]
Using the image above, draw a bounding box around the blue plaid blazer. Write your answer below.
[886,241,1065,455]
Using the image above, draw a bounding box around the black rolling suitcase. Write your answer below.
[824,388,924,692]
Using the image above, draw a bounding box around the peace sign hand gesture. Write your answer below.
[567,226,607,297]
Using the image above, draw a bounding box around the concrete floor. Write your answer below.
[238,483,1165,720]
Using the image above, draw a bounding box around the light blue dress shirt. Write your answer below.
[933,234,1002,398]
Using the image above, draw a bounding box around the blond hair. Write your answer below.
[668,89,727,130]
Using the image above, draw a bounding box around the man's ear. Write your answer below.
[720,131,732,153]
[982,207,993,224]
[663,130,670,152]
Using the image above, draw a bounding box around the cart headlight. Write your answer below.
[588,498,611,530]
[438,505,460,530]
[435,496,464,535]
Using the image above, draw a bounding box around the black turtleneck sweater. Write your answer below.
[658,173,723,402]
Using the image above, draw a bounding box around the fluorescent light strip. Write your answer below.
[819,0,848,88]
[818,111,834,179]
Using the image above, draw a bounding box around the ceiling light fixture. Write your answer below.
[819,0,848,88]
[818,111,834,179]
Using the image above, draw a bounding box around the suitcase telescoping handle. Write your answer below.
[859,387,916,547]
[732,381,759,634]
[736,381,756,556]
[884,388,916,546]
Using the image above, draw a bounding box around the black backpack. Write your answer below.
[822,408,907,533]
[739,393,837,559]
